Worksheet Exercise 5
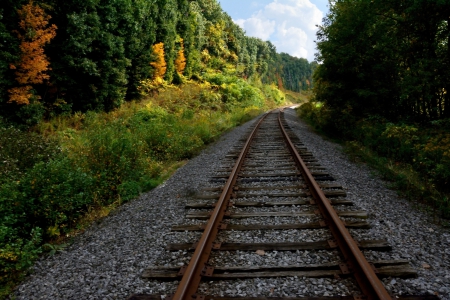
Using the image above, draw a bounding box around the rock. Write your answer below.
[255,250,265,256]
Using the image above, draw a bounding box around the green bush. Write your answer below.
[299,100,450,218]
[0,227,42,285]
[69,120,154,202]
[0,156,92,286]
[0,127,61,185]
[204,72,265,109]
[0,157,93,239]
[262,84,285,104]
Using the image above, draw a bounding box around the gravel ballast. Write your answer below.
[12,108,450,299]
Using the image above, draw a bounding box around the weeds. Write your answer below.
[0,76,285,297]
[298,102,450,222]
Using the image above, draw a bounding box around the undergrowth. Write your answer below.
[297,102,450,224]
[0,74,288,298]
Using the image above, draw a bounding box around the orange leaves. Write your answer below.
[175,39,186,74]
[276,73,283,89]
[150,42,167,80]
[8,86,33,105]
[8,1,57,105]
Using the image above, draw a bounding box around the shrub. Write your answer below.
[0,156,93,239]
[298,101,450,219]
[262,84,285,104]
[0,227,42,285]
[380,123,419,161]
[0,126,60,185]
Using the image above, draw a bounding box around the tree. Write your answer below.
[8,1,56,105]
[150,42,167,80]
[174,38,186,74]
[154,0,178,83]
[314,0,450,124]
[261,48,315,92]
[123,0,158,100]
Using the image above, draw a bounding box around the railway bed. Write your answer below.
[13,108,449,300]
[130,110,439,300]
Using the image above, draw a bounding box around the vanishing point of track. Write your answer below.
[129,109,438,300]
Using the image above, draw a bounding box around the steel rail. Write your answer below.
[277,110,392,300]
[171,112,270,300]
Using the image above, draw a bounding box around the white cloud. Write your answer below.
[276,22,308,58]
[233,0,323,60]
[234,17,275,40]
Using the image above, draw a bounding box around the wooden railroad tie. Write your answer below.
[141,259,416,280]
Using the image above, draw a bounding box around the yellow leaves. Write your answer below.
[150,42,167,80]
[46,225,60,237]
[0,251,18,262]
[175,39,186,74]
[421,133,450,159]
[201,49,211,63]
[382,124,418,145]
[153,77,164,85]
[8,0,57,105]
[229,52,238,63]
[206,21,226,54]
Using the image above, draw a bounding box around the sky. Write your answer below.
[218,0,329,61]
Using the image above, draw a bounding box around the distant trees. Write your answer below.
[257,41,316,93]
[314,0,450,123]
[263,51,316,92]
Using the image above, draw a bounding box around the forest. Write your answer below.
[0,0,315,296]
[301,0,450,220]
[264,50,318,92]
[0,0,313,124]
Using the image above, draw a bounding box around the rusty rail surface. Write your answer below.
[171,112,270,300]
[277,110,392,300]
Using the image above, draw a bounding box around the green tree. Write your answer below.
[314,0,450,126]
[154,0,177,83]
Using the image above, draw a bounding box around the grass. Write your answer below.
[283,89,312,104]
[344,141,449,225]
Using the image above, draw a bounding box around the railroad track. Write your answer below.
[129,110,438,300]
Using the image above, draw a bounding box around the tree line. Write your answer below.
[263,47,318,92]
[314,0,450,125]
[0,0,315,125]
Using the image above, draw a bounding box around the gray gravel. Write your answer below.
[12,108,450,299]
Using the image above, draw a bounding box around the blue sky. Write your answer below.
[218,0,330,61]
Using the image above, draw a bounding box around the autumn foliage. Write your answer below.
[175,39,186,74]
[276,73,283,90]
[8,1,57,105]
[150,42,167,80]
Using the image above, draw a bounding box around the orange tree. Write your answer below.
[8,1,57,105]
